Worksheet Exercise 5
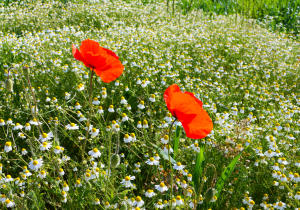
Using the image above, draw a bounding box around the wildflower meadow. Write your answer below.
[0,0,299,209]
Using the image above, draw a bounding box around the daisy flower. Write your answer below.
[40,141,52,151]
[88,148,101,158]
[120,96,127,105]
[155,182,168,193]
[124,134,132,143]
[54,146,64,154]
[90,128,99,138]
[66,123,79,130]
[21,148,28,155]
[161,135,169,144]
[5,199,15,208]
[146,157,159,166]
[121,175,135,188]
[134,196,144,207]
[38,170,47,179]
[108,105,114,112]
[29,158,43,171]
[4,142,12,153]
[39,132,53,142]
[13,123,23,130]
[145,189,156,198]
[149,94,156,102]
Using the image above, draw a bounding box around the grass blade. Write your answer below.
[193,144,205,194]
[173,126,182,158]
[215,151,243,198]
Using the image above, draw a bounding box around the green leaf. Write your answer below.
[158,147,176,165]
[215,151,243,198]
[193,144,205,195]
[173,126,182,158]
[149,142,176,164]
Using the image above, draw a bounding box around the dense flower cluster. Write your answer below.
[0,0,298,209]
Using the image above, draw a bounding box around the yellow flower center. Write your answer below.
[33,160,39,166]
[125,176,131,181]
[136,196,142,202]
[5,142,11,146]
[160,182,165,187]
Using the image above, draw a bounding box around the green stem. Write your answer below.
[82,70,94,160]
[168,119,176,209]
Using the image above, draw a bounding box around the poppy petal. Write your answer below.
[79,39,102,57]
[72,44,84,62]
[164,84,213,139]
[95,58,124,83]
[164,84,181,116]
[185,92,203,107]
[103,47,119,59]
[181,109,213,139]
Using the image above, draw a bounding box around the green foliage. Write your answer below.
[178,0,300,36]
[172,125,181,158]
[193,144,205,195]
[215,149,243,198]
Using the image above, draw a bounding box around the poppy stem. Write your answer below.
[82,69,95,160]
[168,119,176,209]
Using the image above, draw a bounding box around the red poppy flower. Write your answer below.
[72,39,124,83]
[164,84,213,139]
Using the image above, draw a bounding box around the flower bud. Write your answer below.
[110,154,120,168]
[5,79,13,92]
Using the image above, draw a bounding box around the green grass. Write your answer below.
[178,0,299,36]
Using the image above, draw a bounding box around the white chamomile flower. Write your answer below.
[54,146,64,154]
[120,96,127,105]
[124,134,132,143]
[90,128,99,138]
[4,175,13,182]
[161,135,169,144]
[155,182,168,193]
[18,132,26,139]
[63,182,69,191]
[40,141,52,151]
[92,97,100,105]
[4,142,12,153]
[88,148,101,158]
[13,123,23,130]
[28,158,43,171]
[121,113,129,122]
[145,189,156,198]
[29,118,41,126]
[134,196,144,207]
[121,175,135,188]
[65,92,71,100]
[59,168,65,176]
[5,199,15,208]
[108,105,114,112]
[38,170,47,179]
[149,94,156,102]
[75,102,81,109]
[21,148,28,155]
[0,119,5,126]
[66,123,79,130]
[97,106,104,114]
[146,157,159,165]
[79,115,87,122]
[39,132,53,142]
[137,101,145,109]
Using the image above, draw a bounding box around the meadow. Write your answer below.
[0,0,299,209]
